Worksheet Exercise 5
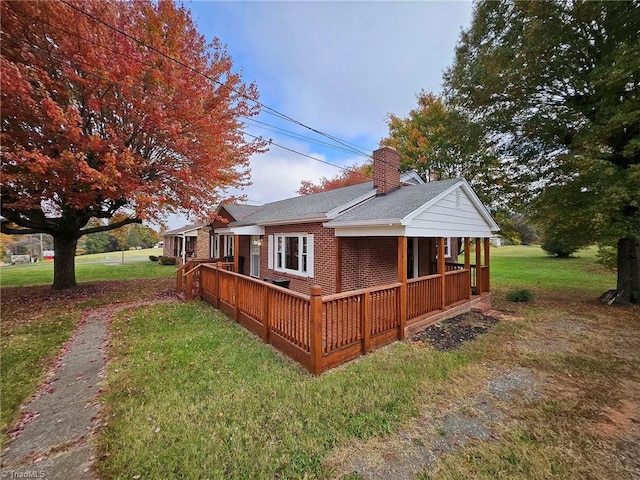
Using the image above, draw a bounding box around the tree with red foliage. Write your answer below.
[297,163,372,195]
[1,0,266,288]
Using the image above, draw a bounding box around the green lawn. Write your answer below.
[0,248,174,287]
[94,244,631,479]
[97,302,469,479]
[489,244,615,294]
[2,245,631,478]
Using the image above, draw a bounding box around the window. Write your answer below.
[268,233,314,277]
[211,234,220,258]
[223,235,234,257]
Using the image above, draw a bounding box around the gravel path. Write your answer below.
[1,299,176,479]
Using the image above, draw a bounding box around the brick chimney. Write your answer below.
[373,146,401,195]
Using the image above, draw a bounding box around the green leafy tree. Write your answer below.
[382,91,504,206]
[444,1,640,304]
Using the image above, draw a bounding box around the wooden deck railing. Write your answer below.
[183,262,488,375]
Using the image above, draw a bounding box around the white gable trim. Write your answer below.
[402,179,499,231]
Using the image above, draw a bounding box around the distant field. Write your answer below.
[489,244,615,294]
[0,248,175,287]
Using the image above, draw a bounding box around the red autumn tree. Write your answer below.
[1,0,266,289]
[297,163,372,195]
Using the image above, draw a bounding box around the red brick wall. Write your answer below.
[260,222,336,295]
[373,146,400,195]
[340,237,398,291]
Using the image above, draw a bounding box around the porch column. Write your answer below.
[484,237,491,293]
[397,237,407,340]
[233,234,240,274]
[335,237,342,294]
[438,237,446,308]
[464,237,471,299]
[475,238,482,294]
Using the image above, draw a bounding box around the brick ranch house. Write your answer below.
[178,146,499,374]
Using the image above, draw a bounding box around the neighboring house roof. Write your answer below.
[163,224,203,236]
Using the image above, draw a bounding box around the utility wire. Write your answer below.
[58,0,374,159]
[3,34,371,182]
[5,2,373,162]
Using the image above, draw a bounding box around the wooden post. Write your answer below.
[464,237,471,299]
[233,273,239,321]
[185,269,193,302]
[197,265,202,301]
[262,285,271,343]
[475,238,482,295]
[335,237,342,294]
[362,291,371,354]
[215,261,222,309]
[309,285,323,376]
[438,237,446,308]
[176,266,183,294]
[397,237,408,340]
[484,237,491,293]
[233,234,240,273]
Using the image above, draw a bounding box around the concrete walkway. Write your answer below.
[1,300,174,479]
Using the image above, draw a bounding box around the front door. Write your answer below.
[250,236,261,278]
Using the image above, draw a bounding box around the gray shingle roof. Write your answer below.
[233,181,375,226]
[163,224,203,236]
[325,178,462,226]
[223,204,263,221]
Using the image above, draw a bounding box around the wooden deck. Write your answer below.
[177,259,491,375]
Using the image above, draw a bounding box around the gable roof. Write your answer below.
[163,224,203,236]
[230,171,426,227]
[233,181,375,226]
[221,204,262,221]
[325,178,461,226]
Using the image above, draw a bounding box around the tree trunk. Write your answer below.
[53,235,78,289]
[614,237,640,305]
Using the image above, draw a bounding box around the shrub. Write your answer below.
[596,244,617,271]
[158,256,177,265]
[506,288,535,303]
[540,239,579,258]
[149,255,159,262]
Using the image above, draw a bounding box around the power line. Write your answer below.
[58,0,374,159]
[3,34,369,182]
[5,2,374,162]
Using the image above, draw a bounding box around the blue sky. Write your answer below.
[170,1,473,226]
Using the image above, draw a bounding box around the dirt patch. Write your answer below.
[411,312,500,351]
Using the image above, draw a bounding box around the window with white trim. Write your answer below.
[269,233,314,277]
[211,234,220,258]
[223,235,234,257]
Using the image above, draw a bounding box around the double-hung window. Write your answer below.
[268,233,314,277]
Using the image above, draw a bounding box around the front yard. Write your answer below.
[2,246,638,478]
